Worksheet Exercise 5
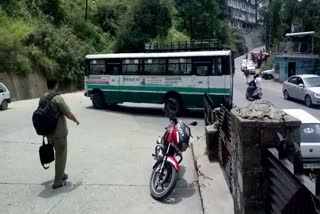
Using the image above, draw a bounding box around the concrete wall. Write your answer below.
[0,72,47,101]
[230,109,301,214]
[0,72,79,101]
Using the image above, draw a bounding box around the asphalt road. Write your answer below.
[4,47,316,214]
[233,48,320,120]
[0,92,211,214]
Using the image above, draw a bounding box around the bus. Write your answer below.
[84,50,234,114]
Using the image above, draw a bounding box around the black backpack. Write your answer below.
[32,93,60,136]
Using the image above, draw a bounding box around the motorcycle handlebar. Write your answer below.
[163,109,178,124]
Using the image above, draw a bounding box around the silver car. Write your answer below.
[282,74,320,107]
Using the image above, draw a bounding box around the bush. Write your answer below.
[260,56,274,72]
[32,24,94,82]
[67,15,112,53]
[0,10,35,75]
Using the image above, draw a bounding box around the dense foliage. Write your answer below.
[263,0,320,54]
[0,0,247,85]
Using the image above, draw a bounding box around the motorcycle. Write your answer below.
[246,85,262,101]
[149,101,197,201]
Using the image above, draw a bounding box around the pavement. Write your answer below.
[0,92,233,214]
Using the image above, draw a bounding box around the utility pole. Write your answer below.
[85,0,88,21]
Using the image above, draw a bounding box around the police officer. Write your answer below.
[43,79,79,189]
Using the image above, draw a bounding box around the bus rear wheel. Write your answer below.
[164,95,182,115]
[92,92,106,109]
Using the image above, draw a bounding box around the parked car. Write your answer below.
[246,60,256,74]
[261,68,275,79]
[283,109,320,169]
[0,83,10,110]
[240,59,256,74]
[240,59,249,71]
[282,74,320,107]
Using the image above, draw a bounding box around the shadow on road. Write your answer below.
[284,98,320,110]
[160,166,197,204]
[38,180,82,198]
[85,104,204,119]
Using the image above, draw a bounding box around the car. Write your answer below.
[261,68,275,79]
[240,59,249,71]
[0,83,11,110]
[246,60,256,74]
[240,59,256,74]
[283,109,320,169]
[282,74,320,107]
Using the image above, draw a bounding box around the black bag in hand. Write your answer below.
[39,137,55,169]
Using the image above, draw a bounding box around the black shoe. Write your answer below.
[62,174,68,181]
[52,181,66,189]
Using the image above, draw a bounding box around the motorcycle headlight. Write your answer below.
[314,93,320,98]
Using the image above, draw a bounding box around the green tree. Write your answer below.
[94,0,128,36]
[26,0,64,25]
[175,0,222,39]
[115,0,172,52]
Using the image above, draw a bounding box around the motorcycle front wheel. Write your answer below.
[149,161,178,201]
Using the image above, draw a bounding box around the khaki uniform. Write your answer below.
[41,92,71,185]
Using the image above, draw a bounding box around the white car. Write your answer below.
[283,109,320,169]
[261,68,275,79]
[246,60,256,74]
[240,59,256,74]
[0,83,11,110]
[240,59,249,71]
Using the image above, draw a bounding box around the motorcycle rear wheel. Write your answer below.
[150,162,178,201]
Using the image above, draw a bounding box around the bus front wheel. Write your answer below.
[92,92,106,109]
[164,95,182,115]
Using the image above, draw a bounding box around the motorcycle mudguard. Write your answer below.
[152,157,180,172]
[167,156,180,172]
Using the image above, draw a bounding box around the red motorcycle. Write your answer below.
[149,104,197,200]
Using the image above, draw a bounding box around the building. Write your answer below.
[272,32,319,82]
[227,0,257,29]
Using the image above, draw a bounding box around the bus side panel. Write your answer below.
[181,93,226,108]
[119,91,164,104]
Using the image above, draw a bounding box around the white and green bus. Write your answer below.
[84,50,234,114]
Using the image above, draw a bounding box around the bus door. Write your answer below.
[193,58,210,92]
[106,59,122,103]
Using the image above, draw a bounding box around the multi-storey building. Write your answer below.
[227,0,257,29]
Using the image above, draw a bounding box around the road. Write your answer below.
[3,47,317,214]
[0,92,221,214]
[233,48,320,119]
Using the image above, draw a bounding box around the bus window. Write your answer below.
[144,59,166,75]
[168,58,192,75]
[122,59,141,74]
[222,57,230,75]
[196,66,209,76]
[106,59,121,75]
[213,57,222,76]
[89,59,106,75]
[180,58,192,75]
[168,58,180,75]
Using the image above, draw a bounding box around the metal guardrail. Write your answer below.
[204,93,234,194]
[145,39,225,52]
